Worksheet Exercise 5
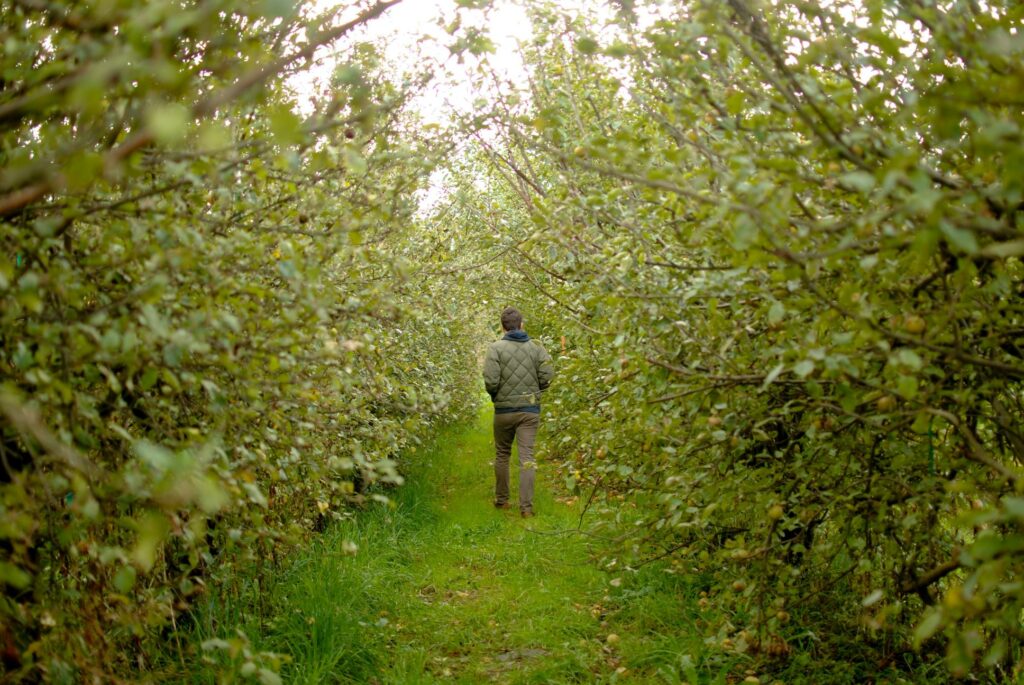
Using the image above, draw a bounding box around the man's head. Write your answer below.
[501,307,523,332]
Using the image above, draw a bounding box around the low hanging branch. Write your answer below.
[0,0,403,218]
[925,408,1019,486]
[0,392,103,479]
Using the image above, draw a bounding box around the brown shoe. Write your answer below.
[521,511,535,519]
[494,502,511,510]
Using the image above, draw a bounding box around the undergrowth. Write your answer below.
[150,411,961,684]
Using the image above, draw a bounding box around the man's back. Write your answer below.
[482,307,555,517]
[483,331,553,412]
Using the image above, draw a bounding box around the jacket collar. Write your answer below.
[502,330,530,342]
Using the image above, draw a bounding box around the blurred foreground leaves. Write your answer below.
[0,0,482,679]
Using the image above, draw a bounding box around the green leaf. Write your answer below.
[131,512,170,573]
[201,639,230,651]
[914,608,944,647]
[605,42,630,58]
[806,380,824,399]
[334,65,361,86]
[258,668,283,685]
[196,120,232,151]
[969,532,1005,561]
[761,363,784,390]
[979,239,1024,259]
[897,375,918,400]
[731,217,757,250]
[793,360,815,378]
[140,367,160,390]
[576,37,599,55]
[939,222,978,254]
[982,638,1008,668]
[906,186,942,215]
[725,91,746,115]
[261,0,296,18]
[839,171,875,193]
[113,565,137,593]
[268,105,303,146]
[63,152,104,193]
[146,103,191,145]
[343,147,368,176]
[196,475,229,514]
[243,482,269,508]
[896,348,923,371]
[1002,497,1024,520]
[136,441,174,471]
[0,562,31,589]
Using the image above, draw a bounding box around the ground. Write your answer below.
[193,410,715,684]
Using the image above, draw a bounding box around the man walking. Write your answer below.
[483,307,554,518]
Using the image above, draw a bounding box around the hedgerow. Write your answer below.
[0,1,481,678]
[451,1,1024,679]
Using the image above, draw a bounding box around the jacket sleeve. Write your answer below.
[483,344,501,399]
[536,343,554,391]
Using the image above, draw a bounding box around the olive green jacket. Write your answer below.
[482,331,554,412]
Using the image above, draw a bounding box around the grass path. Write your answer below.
[190,411,712,684]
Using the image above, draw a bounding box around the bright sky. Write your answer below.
[297,0,615,124]
[289,0,638,212]
[374,0,535,123]
[290,0,525,123]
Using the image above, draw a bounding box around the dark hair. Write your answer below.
[501,307,523,331]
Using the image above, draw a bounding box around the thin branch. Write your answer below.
[0,0,404,218]
[925,408,1018,485]
[0,392,102,479]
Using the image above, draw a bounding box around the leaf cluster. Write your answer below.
[454,0,1024,679]
[0,0,482,679]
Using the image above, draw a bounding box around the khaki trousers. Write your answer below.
[493,411,539,513]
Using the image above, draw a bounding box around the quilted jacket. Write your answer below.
[482,330,554,413]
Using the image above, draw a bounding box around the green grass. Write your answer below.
[169,410,719,683]
[159,409,968,685]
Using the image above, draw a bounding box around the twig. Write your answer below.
[0,392,102,479]
[925,408,1018,485]
[0,0,404,217]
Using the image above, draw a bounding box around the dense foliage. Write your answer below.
[4,0,1023,681]
[0,0,484,679]
[449,0,1024,680]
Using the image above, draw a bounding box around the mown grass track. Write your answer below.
[178,410,715,684]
